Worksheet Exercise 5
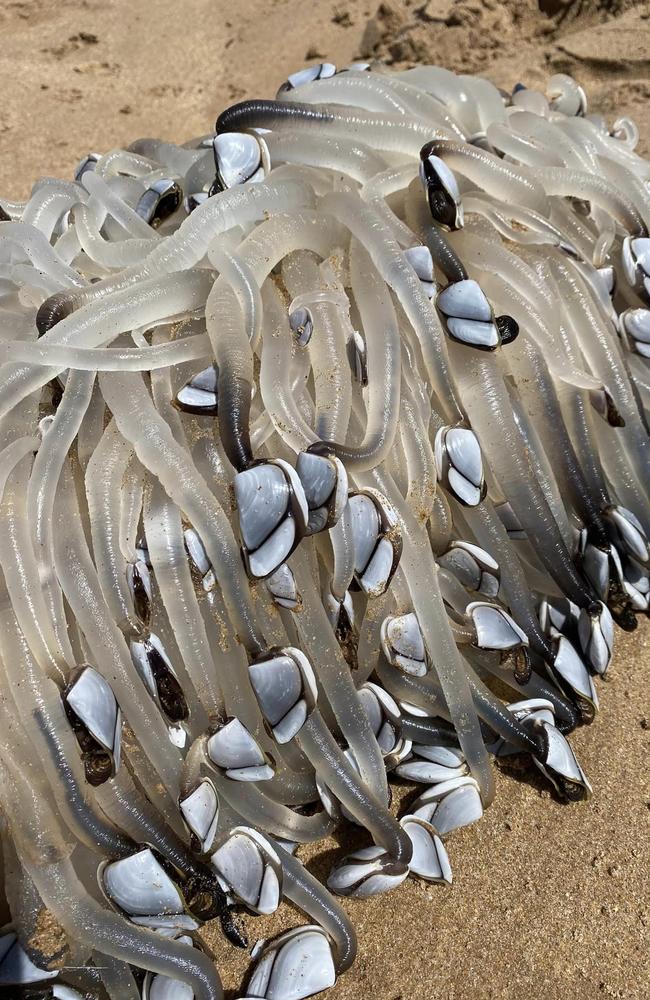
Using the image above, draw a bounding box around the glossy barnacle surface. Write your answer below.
[0,56,647,1000]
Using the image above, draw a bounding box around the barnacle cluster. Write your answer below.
[0,61,648,1000]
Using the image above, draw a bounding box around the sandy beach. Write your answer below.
[1,1,648,997]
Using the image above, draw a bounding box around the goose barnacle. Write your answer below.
[249,647,318,745]
[404,245,437,299]
[289,305,314,346]
[179,779,220,854]
[100,848,186,918]
[621,236,650,301]
[278,62,337,93]
[135,177,183,228]
[0,928,58,985]
[243,924,336,1000]
[395,745,468,785]
[127,554,154,624]
[531,718,592,801]
[438,540,500,597]
[419,146,464,230]
[184,525,216,591]
[399,815,453,884]
[265,562,301,610]
[62,665,122,785]
[211,131,270,192]
[327,846,409,899]
[212,827,283,915]
[410,777,484,836]
[466,601,529,652]
[174,365,219,415]
[380,612,428,677]
[207,717,275,781]
[434,425,486,507]
[235,460,309,579]
[347,489,402,596]
[620,307,650,358]
[128,629,189,725]
[296,450,348,534]
[357,681,410,768]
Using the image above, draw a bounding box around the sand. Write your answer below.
[1,0,648,997]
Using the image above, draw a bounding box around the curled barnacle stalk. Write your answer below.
[1,54,648,1000]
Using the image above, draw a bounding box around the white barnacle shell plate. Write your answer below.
[249,647,318,744]
[395,746,468,784]
[467,601,529,650]
[212,827,282,915]
[578,601,614,674]
[179,779,219,853]
[295,451,348,533]
[266,562,300,610]
[439,539,500,596]
[437,279,499,347]
[400,815,453,883]
[213,132,268,189]
[65,665,121,761]
[404,245,436,298]
[380,612,427,676]
[411,777,483,836]
[532,719,592,800]
[245,924,336,1000]
[175,365,218,415]
[101,848,184,917]
[235,460,308,579]
[348,489,401,597]
[327,846,409,899]
[142,971,193,1000]
[551,636,598,708]
[434,425,485,507]
[207,717,274,781]
[357,681,402,756]
[283,63,337,90]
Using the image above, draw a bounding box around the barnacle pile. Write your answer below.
[0,61,648,1000]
